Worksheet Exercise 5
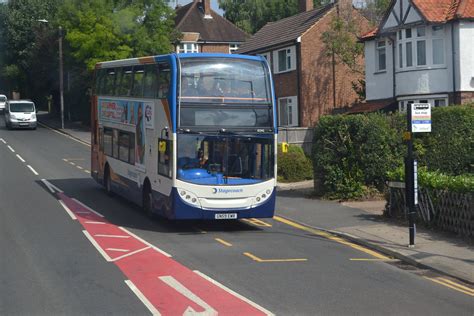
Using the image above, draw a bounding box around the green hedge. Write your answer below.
[277,144,313,182]
[312,105,473,199]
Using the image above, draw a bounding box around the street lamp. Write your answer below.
[37,19,64,129]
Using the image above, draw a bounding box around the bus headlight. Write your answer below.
[177,188,202,208]
[253,188,273,207]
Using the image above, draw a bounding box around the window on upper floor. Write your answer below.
[229,44,240,54]
[177,43,199,53]
[273,46,296,74]
[396,25,445,70]
[376,40,386,71]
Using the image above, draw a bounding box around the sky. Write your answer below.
[173,0,224,15]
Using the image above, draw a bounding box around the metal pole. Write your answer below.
[405,103,416,247]
[59,26,64,129]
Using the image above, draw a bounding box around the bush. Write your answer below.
[312,113,403,199]
[277,144,313,182]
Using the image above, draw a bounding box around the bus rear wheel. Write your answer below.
[143,184,154,218]
[104,166,113,196]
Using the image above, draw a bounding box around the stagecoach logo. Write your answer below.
[212,188,243,194]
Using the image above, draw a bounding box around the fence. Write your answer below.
[386,182,474,238]
[278,127,314,154]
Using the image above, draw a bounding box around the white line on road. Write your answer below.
[85,221,106,225]
[16,154,25,162]
[84,170,91,174]
[119,226,172,257]
[72,198,104,217]
[58,200,77,220]
[82,230,112,262]
[41,179,64,194]
[106,248,130,252]
[76,165,83,170]
[95,234,130,239]
[194,270,275,316]
[0,138,6,144]
[27,165,39,175]
[69,162,76,166]
[124,280,161,316]
[111,247,150,262]
[7,145,15,152]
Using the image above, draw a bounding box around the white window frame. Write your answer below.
[278,96,298,127]
[229,43,240,54]
[396,25,445,71]
[376,40,386,71]
[177,43,199,54]
[273,46,296,74]
[398,95,448,112]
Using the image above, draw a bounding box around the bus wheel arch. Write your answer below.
[142,178,154,217]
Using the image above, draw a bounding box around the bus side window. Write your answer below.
[103,128,113,156]
[158,139,172,178]
[112,129,119,159]
[157,63,170,99]
[143,64,158,98]
[132,66,144,98]
[99,127,104,151]
[104,68,117,96]
[118,67,133,97]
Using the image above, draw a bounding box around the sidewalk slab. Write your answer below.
[37,112,91,145]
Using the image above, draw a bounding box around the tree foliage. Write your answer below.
[218,0,332,34]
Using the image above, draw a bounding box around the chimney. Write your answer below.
[202,0,212,18]
[299,0,313,12]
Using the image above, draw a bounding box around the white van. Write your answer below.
[5,100,37,130]
[0,95,6,112]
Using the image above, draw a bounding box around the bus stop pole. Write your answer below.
[405,103,416,247]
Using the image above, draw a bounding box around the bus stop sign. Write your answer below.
[411,103,431,133]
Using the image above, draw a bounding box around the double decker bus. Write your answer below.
[91,53,277,220]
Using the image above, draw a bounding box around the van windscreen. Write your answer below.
[10,103,34,112]
[0,97,6,102]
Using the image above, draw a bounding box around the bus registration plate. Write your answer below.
[215,213,237,219]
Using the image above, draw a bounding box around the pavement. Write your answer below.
[38,113,474,285]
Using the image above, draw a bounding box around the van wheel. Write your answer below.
[143,184,154,217]
[104,166,113,196]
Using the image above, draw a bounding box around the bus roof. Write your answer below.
[95,53,265,69]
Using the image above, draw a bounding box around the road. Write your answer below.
[1,118,472,315]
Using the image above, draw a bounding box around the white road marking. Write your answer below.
[124,280,161,316]
[27,165,39,175]
[82,230,112,262]
[85,221,106,225]
[94,234,130,239]
[58,200,77,220]
[84,170,91,174]
[69,162,76,166]
[159,276,218,316]
[0,138,6,144]
[41,179,64,194]
[194,270,275,316]
[111,247,150,262]
[76,165,83,170]
[119,226,172,257]
[16,154,25,162]
[72,198,104,217]
[106,248,130,252]
[7,145,15,152]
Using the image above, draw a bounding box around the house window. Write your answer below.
[229,44,240,54]
[406,42,413,67]
[273,46,296,73]
[278,96,298,127]
[397,25,444,69]
[177,43,199,53]
[416,40,426,66]
[376,40,386,71]
[434,99,447,107]
[399,97,448,112]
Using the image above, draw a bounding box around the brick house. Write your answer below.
[174,0,247,54]
[238,0,370,127]
[359,0,474,113]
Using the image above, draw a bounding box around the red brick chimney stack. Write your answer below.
[299,0,314,12]
[203,0,211,18]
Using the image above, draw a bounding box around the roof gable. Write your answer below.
[238,3,335,54]
[175,1,247,43]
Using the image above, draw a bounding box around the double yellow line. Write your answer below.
[424,277,474,297]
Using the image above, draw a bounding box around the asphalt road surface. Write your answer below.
[1,117,472,315]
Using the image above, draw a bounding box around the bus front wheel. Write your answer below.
[143,183,154,218]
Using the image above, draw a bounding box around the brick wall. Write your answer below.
[201,44,231,54]
[299,6,370,127]
[273,71,299,99]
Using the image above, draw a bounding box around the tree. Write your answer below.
[361,0,391,25]
[219,0,333,34]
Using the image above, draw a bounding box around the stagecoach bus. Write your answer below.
[91,53,277,220]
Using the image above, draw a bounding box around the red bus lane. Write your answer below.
[56,192,273,315]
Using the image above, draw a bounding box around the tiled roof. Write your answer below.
[344,98,396,114]
[238,3,335,54]
[409,0,474,22]
[359,27,378,40]
[175,2,247,43]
